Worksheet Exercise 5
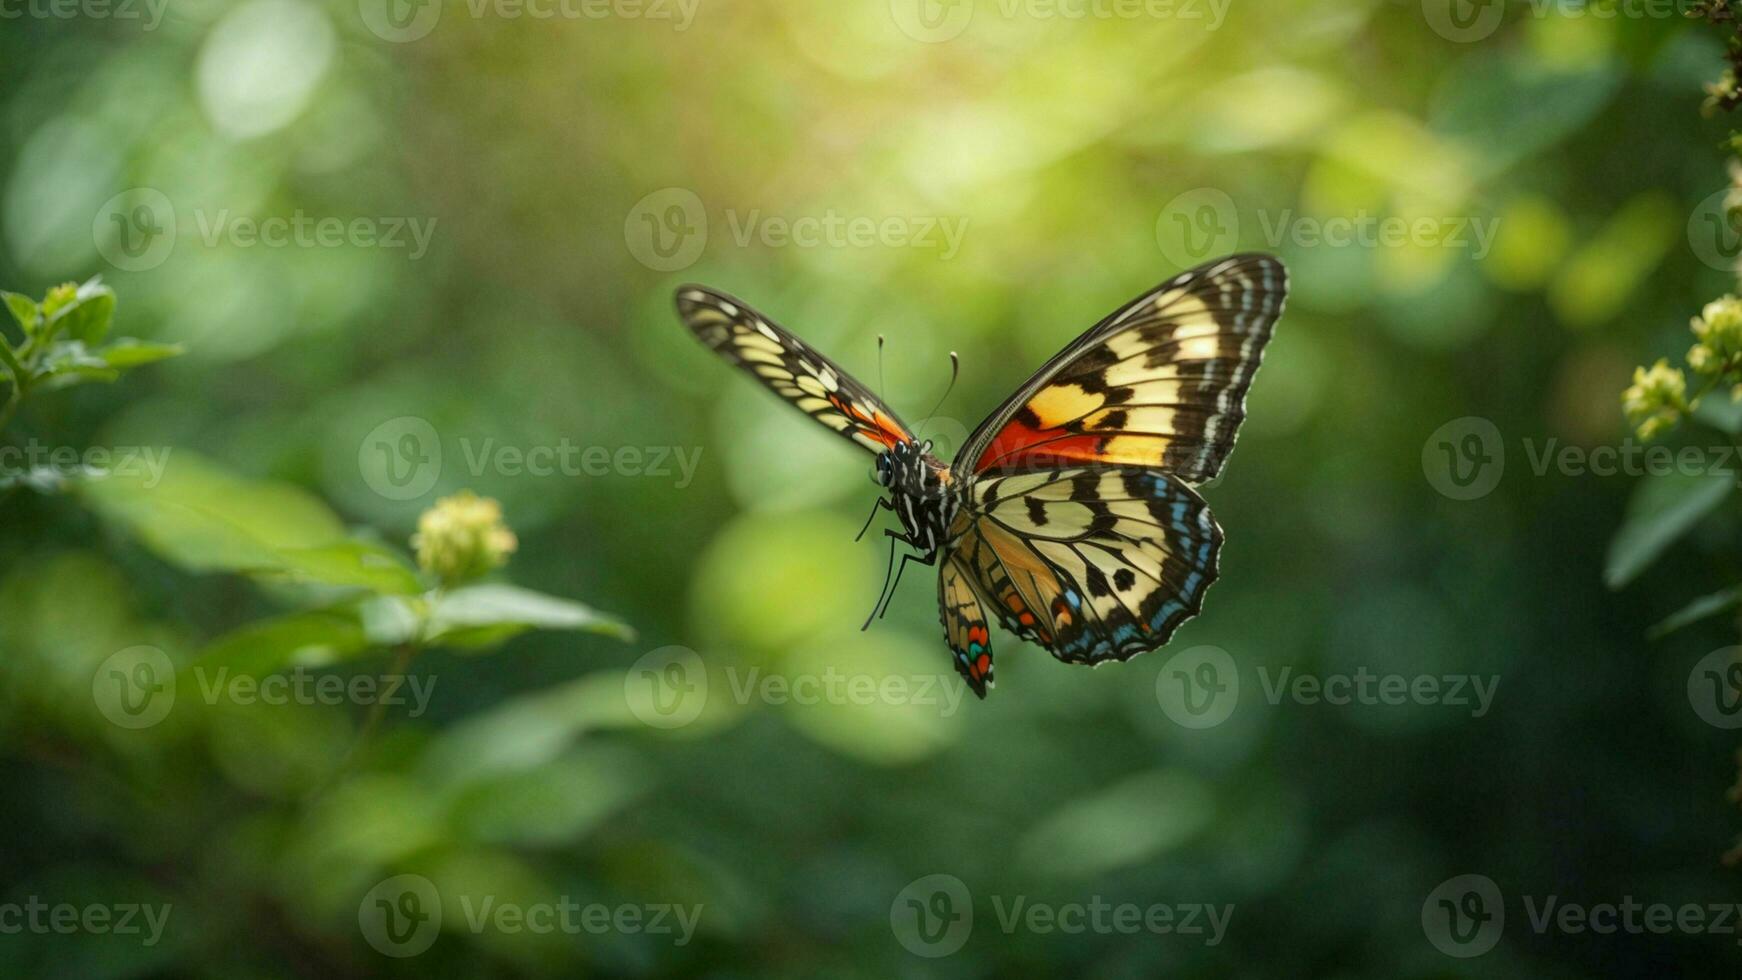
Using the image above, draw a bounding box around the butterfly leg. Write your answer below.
[879,537,937,621]
[862,531,902,631]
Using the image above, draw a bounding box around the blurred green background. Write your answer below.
[4,0,1742,976]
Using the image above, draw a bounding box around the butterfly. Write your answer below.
[677,253,1287,698]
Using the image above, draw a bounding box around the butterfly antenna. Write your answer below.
[875,334,887,405]
[915,351,960,443]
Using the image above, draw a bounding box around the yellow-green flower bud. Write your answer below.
[412,491,518,586]
[40,282,77,320]
[1621,359,1688,442]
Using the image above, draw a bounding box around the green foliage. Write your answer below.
[0,278,178,406]
[8,7,1742,977]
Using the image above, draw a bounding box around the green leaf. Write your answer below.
[1,291,38,336]
[51,279,116,345]
[1429,54,1621,179]
[1648,586,1742,640]
[1694,394,1742,435]
[1605,470,1736,589]
[418,673,648,791]
[271,542,423,595]
[0,335,23,387]
[359,594,423,645]
[96,338,183,368]
[192,611,370,677]
[0,463,105,494]
[1018,770,1216,878]
[428,584,634,645]
[77,451,350,575]
[34,340,119,386]
[445,750,646,846]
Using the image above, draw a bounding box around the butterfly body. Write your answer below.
[678,254,1287,699]
[874,439,958,557]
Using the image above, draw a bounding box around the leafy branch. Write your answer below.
[0,278,181,436]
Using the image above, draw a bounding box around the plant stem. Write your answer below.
[309,642,420,800]
[352,642,418,753]
[0,385,20,433]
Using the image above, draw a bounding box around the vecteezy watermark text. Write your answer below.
[624,188,969,272]
[91,646,435,731]
[93,189,438,272]
[1422,416,1742,501]
[889,0,1231,43]
[0,898,171,946]
[357,417,703,502]
[622,647,969,729]
[1423,874,1742,958]
[0,442,170,489]
[0,0,167,28]
[1157,189,1499,269]
[358,874,701,957]
[1422,0,1707,45]
[360,0,701,43]
[1154,647,1499,729]
[888,874,1231,957]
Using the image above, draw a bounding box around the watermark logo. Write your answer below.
[1421,0,1505,42]
[91,645,176,729]
[1157,192,1500,265]
[1425,874,1742,956]
[92,656,437,730]
[93,188,176,272]
[357,417,704,501]
[889,0,974,41]
[360,874,443,958]
[1690,188,1742,273]
[1155,645,1239,729]
[890,874,973,957]
[625,189,969,271]
[1157,188,1240,269]
[1689,647,1742,730]
[359,0,443,42]
[1422,417,1505,501]
[1422,874,1504,957]
[360,416,443,501]
[625,646,708,729]
[1426,420,1742,499]
[1157,651,1499,728]
[625,187,708,272]
[93,191,437,272]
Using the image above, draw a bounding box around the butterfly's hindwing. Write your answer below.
[676,286,913,454]
[949,467,1222,665]
[960,254,1286,483]
[939,557,994,698]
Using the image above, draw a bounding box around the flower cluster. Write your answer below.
[1621,359,1689,442]
[412,490,518,586]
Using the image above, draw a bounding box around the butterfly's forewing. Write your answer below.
[677,286,913,454]
[948,468,1222,665]
[942,254,1283,667]
[957,254,1286,483]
